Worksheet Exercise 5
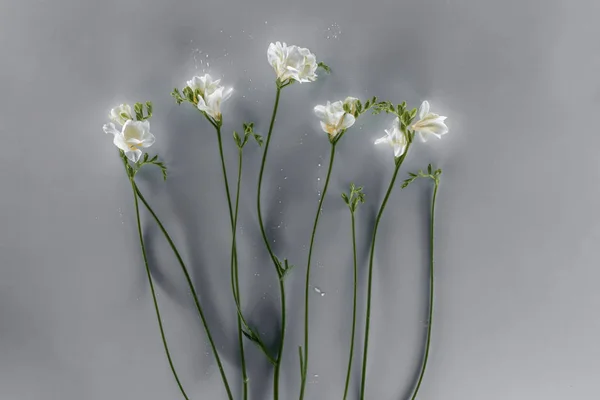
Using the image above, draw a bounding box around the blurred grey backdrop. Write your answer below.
[1,0,600,399]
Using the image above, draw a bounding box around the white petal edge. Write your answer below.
[103,123,120,136]
[419,101,430,120]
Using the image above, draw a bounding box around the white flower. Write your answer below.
[109,104,133,126]
[267,42,318,83]
[197,86,233,121]
[375,118,407,158]
[187,74,221,98]
[314,100,356,138]
[103,120,155,162]
[411,100,448,142]
[187,74,233,121]
[343,97,360,115]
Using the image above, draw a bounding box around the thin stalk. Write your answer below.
[215,124,248,400]
[129,177,189,400]
[134,184,234,400]
[360,149,410,399]
[229,146,248,399]
[342,211,358,400]
[256,86,286,400]
[409,180,439,400]
[299,143,337,400]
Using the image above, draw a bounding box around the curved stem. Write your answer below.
[215,125,248,400]
[229,146,248,399]
[134,184,234,400]
[409,180,438,400]
[342,211,358,400]
[273,276,286,398]
[129,178,189,400]
[299,143,337,400]
[256,86,286,400]
[359,149,410,400]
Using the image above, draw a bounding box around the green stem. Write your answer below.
[409,180,438,400]
[256,86,286,400]
[299,143,337,400]
[359,148,410,399]
[342,211,358,400]
[134,184,234,400]
[215,125,248,400]
[229,146,248,399]
[128,177,189,400]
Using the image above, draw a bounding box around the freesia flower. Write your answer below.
[314,100,356,139]
[268,42,318,83]
[109,104,133,126]
[411,100,448,142]
[187,74,233,121]
[375,117,407,158]
[103,120,155,162]
[187,74,221,98]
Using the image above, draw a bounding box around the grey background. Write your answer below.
[1,0,599,399]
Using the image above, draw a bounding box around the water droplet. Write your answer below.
[314,374,319,378]
[284,176,288,180]
[220,29,223,33]
[318,163,321,167]
[317,178,321,181]
[313,287,325,296]
[265,21,268,24]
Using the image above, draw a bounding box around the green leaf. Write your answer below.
[233,130,242,147]
[183,86,194,103]
[428,164,432,174]
[317,62,331,74]
[171,88,184,105]
[341,192,349,204]
[134,103,144,121]
[145,102,153,118]
[401,176,417,189]
[253,133,264,147]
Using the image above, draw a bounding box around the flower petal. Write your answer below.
[340,113,356,130]
[222,87,233,103]
[141,133,155,148]
[319,121,330,134]
[103,123,120,136]
[125,149,143,162]
[374,135,389,145]
[393,142,406,157]
[314,105,328,120]
[419,100,430,119]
